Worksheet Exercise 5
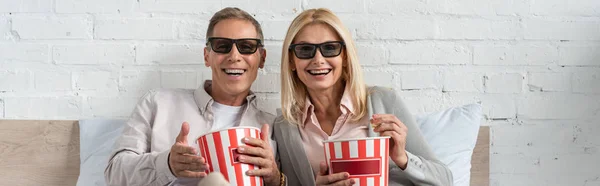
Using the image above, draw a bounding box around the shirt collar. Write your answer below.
[300,88,355,128]
[193,80,257,114]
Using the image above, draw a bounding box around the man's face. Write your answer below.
[204,19,266,97]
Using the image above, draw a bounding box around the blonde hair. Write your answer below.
[280,8,368,125]
[206,7,264,42]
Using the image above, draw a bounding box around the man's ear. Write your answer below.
[204,47,210,67]
[259,48,266,69]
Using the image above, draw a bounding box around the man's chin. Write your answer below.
[219,83,252,95]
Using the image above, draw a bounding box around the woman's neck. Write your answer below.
[307,81,345,118]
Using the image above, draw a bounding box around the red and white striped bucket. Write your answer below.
[196,127,263,186]
[323,136,391,186]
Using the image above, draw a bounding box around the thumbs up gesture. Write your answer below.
[168,122,209,178]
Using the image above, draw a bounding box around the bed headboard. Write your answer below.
[0,120,80,185]
[0,120,490,186]
[471,126,490,186]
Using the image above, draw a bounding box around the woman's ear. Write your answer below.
[342,53,348,67]
[289,58,296,71]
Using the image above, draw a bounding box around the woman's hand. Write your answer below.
[315,162,355,186]
[371,114,409,169]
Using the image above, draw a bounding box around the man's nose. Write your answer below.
[227,44,242,62]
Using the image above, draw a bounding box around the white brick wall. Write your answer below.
[0,70,32,92]
[402,70,442,90]
[573,71,600,93]
[0,16,9,40]
[251,72,280,93]
[559,45,600,66]
[485,73,524,94]
[517,93,599,120]
[438,17,521,40]
[12,16,93,39]
[356,43,388,66]
[0,98,4,118]
[363,70,395,88]
[524,18,600,40]
[1,1,599,185]
[390,42,471,65]
[531,0,600,16]
[74,70,119,96]
[4,97,82,118]
[95,18,175,40]
[435,0,529,16]
[443,71,484,92]
[139,1,221,14]
[160,71,198,89]
[84,96,139,117]
[53,44,134,65]
[34,70,72,91]
[474,43,560,66]
[0,43,49,62]
[527,72,570,92]
[118,70,161,97]
[136,44,204,65]
[56,0,134,14]
[0,0,52,13]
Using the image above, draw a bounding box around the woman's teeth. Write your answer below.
[308,69,331,75]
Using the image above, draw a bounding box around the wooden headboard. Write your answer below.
[0,120,489,186]
[0,120,80,185]
[471,126,490,186]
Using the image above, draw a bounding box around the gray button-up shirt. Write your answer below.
[105,80,275,186]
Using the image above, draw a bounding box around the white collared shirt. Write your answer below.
[105,80,275,186]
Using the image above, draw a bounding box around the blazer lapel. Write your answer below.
[278,121,316,186]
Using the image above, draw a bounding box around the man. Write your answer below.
[105,7,283,186]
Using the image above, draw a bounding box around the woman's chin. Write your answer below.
[305,82,338,92]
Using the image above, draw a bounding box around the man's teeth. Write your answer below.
[309,69,331,75]
[224,69,245,74]
[224,69,245,76]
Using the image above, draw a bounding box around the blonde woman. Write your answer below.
[272,8,453,186]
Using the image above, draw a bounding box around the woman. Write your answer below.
[273,8,453,186]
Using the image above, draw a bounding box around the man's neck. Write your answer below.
[206,83,248,106]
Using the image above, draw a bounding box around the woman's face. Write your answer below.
[290,23,345,92]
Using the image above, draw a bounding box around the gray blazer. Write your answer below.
[273,86,453,186]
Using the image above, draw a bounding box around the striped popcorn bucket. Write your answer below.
[196,127,263,186]
[323,136,391,186]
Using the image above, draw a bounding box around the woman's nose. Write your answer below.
[311,49,326,65]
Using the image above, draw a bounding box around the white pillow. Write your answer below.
[76,104,482,186]
[416,103,483,186]
[77,119,126,186]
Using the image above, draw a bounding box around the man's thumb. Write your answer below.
[177,122,190,144]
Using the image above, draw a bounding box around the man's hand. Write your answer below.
[168,122,209,178]
[237,124,281,186]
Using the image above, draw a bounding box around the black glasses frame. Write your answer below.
[289,41,345,59]
[206,37,263,54]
